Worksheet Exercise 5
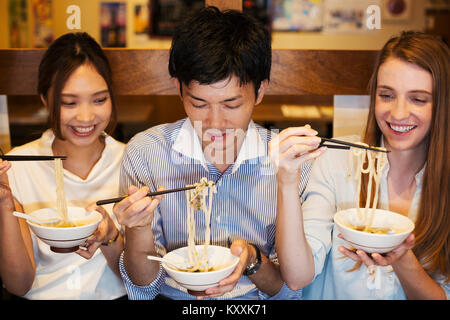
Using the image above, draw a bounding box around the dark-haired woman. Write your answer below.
[271,31,449,299]
[0,32,126,299]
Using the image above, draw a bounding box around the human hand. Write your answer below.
[76,203,119,259]
[337,233,415,268]
[192,239,254,299]
[113,185,164,228]
[268,125,325,185]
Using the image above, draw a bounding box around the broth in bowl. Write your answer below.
[33,218,99,228]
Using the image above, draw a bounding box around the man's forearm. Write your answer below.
[123,225,160,286]
[248,254,284,296]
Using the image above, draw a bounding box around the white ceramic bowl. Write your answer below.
[334,208,414,253]
[27,207,102,253]
[162,245,240,292]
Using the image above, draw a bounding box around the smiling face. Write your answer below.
[46,63,112,149]
[375,58,433,155]
[175,76,267,166]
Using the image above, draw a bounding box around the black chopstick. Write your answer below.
[96,185,197,206]
[320,144,350,150]
[320,137,389,153]
[0,155,67,161]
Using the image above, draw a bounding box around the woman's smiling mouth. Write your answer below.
[387,122,417,134]
[71,125,95,136]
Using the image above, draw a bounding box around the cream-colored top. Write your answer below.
[6,130,127,299]
[301,135,449,300]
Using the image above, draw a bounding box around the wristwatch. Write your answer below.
[102,230,120,246]
[243,243,262,276]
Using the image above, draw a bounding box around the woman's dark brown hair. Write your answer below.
[361,31,449,281]
[38,32,117,139]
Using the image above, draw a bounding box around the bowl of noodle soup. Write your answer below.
[26,206,102,253]
[334,208,414,253]
[162,245,239,292]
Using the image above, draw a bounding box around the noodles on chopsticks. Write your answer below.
[55,158,69,223]
[185,177,217,272]
[348,144,388,232]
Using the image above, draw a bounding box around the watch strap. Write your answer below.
[243,243,262,276]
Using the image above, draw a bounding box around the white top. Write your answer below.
[301,135,450,300]
[6,130,127,300]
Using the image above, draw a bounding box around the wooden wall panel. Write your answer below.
[0,49,379,97]
[205,0,242,11]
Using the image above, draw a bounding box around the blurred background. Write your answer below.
[0,0,448,151]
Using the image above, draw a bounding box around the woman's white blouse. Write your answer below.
[6,130,127,299]
[301,135,449,300]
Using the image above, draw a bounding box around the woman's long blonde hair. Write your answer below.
[361,31,449,282]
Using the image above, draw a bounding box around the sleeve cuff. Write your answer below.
[258,282,303,300]
[119,251,165,300]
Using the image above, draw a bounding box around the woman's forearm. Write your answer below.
[275,184,314,290]
[393,250,446,300]
[0,209,35,296]
[100,232,125,277]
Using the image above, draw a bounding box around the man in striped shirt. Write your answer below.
[113,7,314,300]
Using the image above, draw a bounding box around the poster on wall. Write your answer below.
[323,0,380,32]
[9,0,29,48]
[149,0,270,37]
[272,0,324,32]
[381,0,412,22]
[131,2,151,46]
[100,2,127,47]
[31,0,53,48]
[150,0,204,36]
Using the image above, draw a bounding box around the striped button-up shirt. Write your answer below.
[118,118,311,299]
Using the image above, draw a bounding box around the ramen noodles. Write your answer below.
[54,158,70,226]
[185,178,217,272]
[348,144,388,233]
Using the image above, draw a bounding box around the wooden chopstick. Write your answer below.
[0,155,67,161]
[96,185,197,206]
[320,137,389,153]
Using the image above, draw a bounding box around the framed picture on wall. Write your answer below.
[149,0,204,37]
[149,0,271,37]
[8,0,30,48]
[100,2,127,47]
[31,0,53,48]
[271,0,324,32]
[381,0,412,22]
[323,0,380,33]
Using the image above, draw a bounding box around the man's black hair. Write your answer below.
[169,6,271,98]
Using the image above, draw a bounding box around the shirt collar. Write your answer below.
[172,118,267,173]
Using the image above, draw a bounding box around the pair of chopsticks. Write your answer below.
[0,155,67,161]
[95,139,387,206]
[96,185,196,206]
[319,137,389,153]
